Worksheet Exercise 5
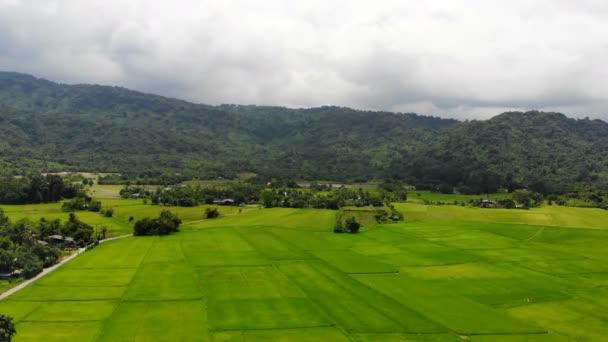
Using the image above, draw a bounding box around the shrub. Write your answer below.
[497,199,516,209]
[205,208,220,219]
[0,314,16,341]
[103,208,114,217]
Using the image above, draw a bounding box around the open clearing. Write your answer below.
[1,202,608,341]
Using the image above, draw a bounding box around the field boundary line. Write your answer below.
[0,234,133,301]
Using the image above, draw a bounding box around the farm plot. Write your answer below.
[1,205,608,341]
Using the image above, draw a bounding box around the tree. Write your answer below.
[61,213,94,246]
[0,248,15,273]
[0,314,16,341]
[18,252,43,279]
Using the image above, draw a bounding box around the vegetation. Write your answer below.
[3,72,608,196]
[0,174,80,205]
[133,210,181,236]
[204,208,219,219]
[148,182,391,210]
[3,72,608,341]
[61,195,102,212]
[0,202,607,340]
[0,210,66,279]
[0,314,16,341]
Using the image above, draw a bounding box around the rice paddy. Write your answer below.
[1,199,608,341]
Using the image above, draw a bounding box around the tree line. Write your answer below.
[0,175,81,205]
[123,181,409,210]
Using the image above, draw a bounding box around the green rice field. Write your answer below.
[1,201,608,341]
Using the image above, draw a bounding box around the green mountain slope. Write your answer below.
[1,71,607,192]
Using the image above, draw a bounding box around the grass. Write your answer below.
[1,199,608,340]
[0,202,133,237]
[407,190,512,204]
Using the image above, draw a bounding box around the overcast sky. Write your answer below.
[1,0,607,120]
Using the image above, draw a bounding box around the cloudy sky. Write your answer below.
[1,0,607,120]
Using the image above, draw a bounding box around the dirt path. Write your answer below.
[0,234,132,300]
[526,226,546,242]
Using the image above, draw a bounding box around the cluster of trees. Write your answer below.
[144,181,396,210]
[261,187,395,209]
[374,205,405,222]
[0,175,81,205]
[150,183,260,207]
[61,194,102,212]
[470,190,544,209]
[133,210,181,236]
[546,190,608,209]
[334,205,404,234]
[0,211,95,279]
[119,186,152,199]
[100,173,194,186]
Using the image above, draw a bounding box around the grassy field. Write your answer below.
[1,201,608,340]
[407,191,513,204]
[0,201,255,242]
[0,202,134,237]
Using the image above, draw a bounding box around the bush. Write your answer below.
[205,208,220,219]
[345,217,360,234]
[88,200,102,212]
[103,208,114,217]
[497,198,516,209]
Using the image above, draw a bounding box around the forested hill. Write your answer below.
[1,71,607,193]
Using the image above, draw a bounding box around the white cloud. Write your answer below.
[0,0,607,119]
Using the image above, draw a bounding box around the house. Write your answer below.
[213,198,236,206]
[479,200,498,208]
[0,269,21,280]
[48,235,75,248]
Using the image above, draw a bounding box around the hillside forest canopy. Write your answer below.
[1,72,608,195]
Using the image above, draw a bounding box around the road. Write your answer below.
[0,234,132,300]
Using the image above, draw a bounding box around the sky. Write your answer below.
[1,0,607,120]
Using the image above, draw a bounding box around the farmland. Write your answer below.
[1,199,608,341]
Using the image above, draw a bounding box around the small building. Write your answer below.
[48,235,75,248]
[0,269,21,280]
[479,200,498,208]
[213,198,236,206]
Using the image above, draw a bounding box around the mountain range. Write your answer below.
[1,71,607,193]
